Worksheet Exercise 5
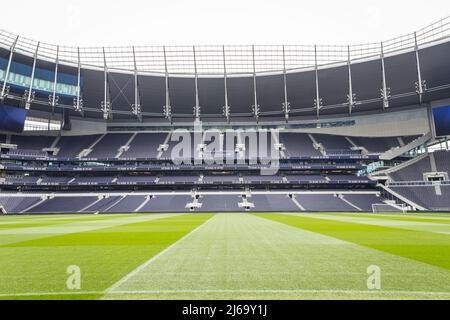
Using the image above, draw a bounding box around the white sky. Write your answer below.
[1,0,449,46]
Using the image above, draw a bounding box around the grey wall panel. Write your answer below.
[318,65,348,107]
[139,75,165,114]
[420,42,450,89]
[109,72,134,112]
[81,69,103,110]
[227,76,253,114]
[198,77,225,115]
[257,74,284,112]
[286,70,316,110]
[169,77,195,115]
[352,59,382,102]
[385,52,417,96]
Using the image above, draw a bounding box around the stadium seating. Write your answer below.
[389,156,432,181]
[88,133,133,158]
[120,133,167,159]
[391,186,450,211]
[279,133,321,157]
[27,196,98,213]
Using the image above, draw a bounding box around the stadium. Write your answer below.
[0,9,449,301]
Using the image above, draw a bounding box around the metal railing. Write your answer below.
[0,17,449,75]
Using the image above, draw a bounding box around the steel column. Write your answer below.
[193,46,200,121]
[163,46,172,123]
[251,45,260,123]
[132,46,142,121]
[314,45,322,119]
[347,46,356,114]
[380,42,390,110]
[50,45,59,111]
[282,45,290,122]
[414,32,426,104]
[101,47,111,119]
[222,45,230,123]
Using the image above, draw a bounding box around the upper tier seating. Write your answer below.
[350,137,400,153]
[120,133,167,159]
[88,133,133,158]
[56,135,101,157]
[312,134,353,155]
[10,135,55,151]
[390,156,432,182]
[433,150,450,174]
[279,133,321,157]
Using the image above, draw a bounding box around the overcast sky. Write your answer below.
[1,0,449,46]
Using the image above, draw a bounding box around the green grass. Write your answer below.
[0,212,449,300]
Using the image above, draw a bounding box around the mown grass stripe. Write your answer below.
[319,212,450,225]
[258,213,450,271]
[0,214,212,297]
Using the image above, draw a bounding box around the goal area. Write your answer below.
[372,203,408,213]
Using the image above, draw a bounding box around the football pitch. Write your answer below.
[0,212,449,300]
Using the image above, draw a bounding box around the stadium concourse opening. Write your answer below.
[0,13,450,303]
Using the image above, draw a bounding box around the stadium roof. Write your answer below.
[0,17,449,76]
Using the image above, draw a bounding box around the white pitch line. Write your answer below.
[105,215,216,293]
[1,289,450,298]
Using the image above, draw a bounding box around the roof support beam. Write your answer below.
[162,46,172,123]
[50,45,59,111]
[25,41,40,109]
[131,46,142,121]
[101,47,111,120]
[414,32,426,104]
[251,45,260,123]
[0,35,19,101]
[314,45,322,119]
[222,45,230,123]
[380,42,390,110]
[193,46,201,121]
[347,46,356,115]
[282,45,290,122]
